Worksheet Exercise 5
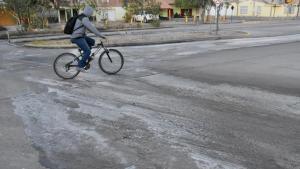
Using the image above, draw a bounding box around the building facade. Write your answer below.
[1,0,300,27]
[229,0,299,17]
[159,0,300,19]
[95,0,126,21]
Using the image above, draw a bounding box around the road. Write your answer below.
[117,19,300,38]
[0,34,300,169]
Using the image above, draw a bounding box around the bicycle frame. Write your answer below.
[93,41,108,56]
[67,41,111,69]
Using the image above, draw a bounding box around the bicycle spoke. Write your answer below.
[53,53,80,79]
[99,49,124,75]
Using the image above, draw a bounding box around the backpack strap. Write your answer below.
[73,14,87,32]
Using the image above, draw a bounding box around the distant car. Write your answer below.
[133,11,158,23]
[0,26,7,31]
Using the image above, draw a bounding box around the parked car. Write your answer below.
[133,11,159,23]
[0,26,7,31]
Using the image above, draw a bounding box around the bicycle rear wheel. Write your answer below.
[53,53,80,79]
[98,49,124,75]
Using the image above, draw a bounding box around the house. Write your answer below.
[158,0,200,19]
[158,0,173,19]
[158,0,300,19]
[95,0,126,21]
[55,0,125,22]
[54,0,80,23]
[227,0,299,17]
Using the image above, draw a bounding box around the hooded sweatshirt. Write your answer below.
[71,6,103,39]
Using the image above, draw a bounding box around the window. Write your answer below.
[180,9,192,17]
[256,6,261,16]
[276,0,284,3]
[240,6,248,15]
[285,6,295,14]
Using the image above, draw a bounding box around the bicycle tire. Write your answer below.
[53,53,80,79]
[98,49,124,75]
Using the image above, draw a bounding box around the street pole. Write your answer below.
[231,6,234,23]
[216,5,219,34]
[213,0,223,34]
[6,31,10,43]
[297,0,300,17]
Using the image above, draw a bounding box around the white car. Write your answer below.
[133,12,158,23]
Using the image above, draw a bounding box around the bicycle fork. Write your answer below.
[104,48,113,63]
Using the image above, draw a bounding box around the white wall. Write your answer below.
[96,7,126,21]
[208,6,235,16]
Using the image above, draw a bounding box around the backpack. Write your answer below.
[64,14,86,35]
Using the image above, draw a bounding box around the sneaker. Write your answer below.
[76,67,87,73]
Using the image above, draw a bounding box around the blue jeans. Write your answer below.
[71,36,95,68]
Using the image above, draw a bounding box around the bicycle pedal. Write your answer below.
[84,64,91,70]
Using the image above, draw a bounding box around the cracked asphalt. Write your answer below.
[0,33,300,169]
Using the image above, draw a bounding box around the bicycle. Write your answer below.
[53,40,124,79]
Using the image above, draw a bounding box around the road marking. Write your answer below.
[190,153,246,169]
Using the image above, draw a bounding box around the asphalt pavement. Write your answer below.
[0,27,300,169]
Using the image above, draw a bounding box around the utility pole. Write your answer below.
[297,0,300,17]
[231,5,234,23]
[213,0,223,34]
[216,5,219,33]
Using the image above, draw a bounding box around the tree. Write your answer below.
[224,1,230,19]
[123,1,140,22]
[49,0,75,10]
[145,0,160,16]
[3,0,28,26]
[86,0,97,9]
[34,0,52,29]
[174,0,213,24]
[71,0,84,12]
[123,0,160,23]
[3,0,52,30]
[205,0,213,22]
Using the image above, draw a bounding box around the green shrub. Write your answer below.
[151,19,160,27]
[124,12,133,23]
[137,22,143,28]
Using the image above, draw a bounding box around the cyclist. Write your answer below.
[71,5,106,71]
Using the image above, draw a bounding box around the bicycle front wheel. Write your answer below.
[53,53,80,79]
[98,49,124,75]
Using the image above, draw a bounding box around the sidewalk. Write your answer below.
[1,19,242,42]
[22,30,248,48]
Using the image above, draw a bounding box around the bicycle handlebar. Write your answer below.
[96,38,108,47]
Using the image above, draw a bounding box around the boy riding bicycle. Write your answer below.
[70,5,106,71]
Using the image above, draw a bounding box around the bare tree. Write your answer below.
[175,0,214,24]
[71,0,83,11]
[224,1,230,19]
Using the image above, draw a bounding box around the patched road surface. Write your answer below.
[0,35,300,169]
